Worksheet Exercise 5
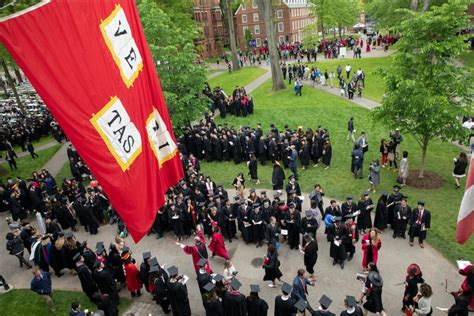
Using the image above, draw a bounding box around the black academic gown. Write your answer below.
[274,295,297,316]
[205,297,224,316]
[76,263,98,299]
[312,310,336,316]
[327,224,348,262]
[340,307,364,316]
[246,297,269,316]
[223,291,247,316]
[93,268,119,303]
[168,280,192,316]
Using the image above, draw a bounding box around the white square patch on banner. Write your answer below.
[146,108,178,168]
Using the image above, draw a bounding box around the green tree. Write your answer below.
[220,0,241,71]
[138,0,208,129]
[0,44,25,114]
[371,0,473,178]
[309,0,358,39]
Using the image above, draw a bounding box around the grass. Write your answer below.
[308,56,391,102]
[200,80,474,264]
[207,66,267,95]
[459,51,474,69]
[9,134,55,154]
[56,160,72,180]
[0,144,62,181]
[0,289,131,316]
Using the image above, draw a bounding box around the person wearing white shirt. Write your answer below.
[345,64,352,79]
[412,283,433,316]
[223,260,237,282]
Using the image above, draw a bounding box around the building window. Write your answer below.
[278,22,284,33]
[277,10,283,19]
[252,0,258,8]
[253,12,259,22]
[254,24,260,34]
[242,14,247,23]
[255,38,261,47]
[279,35,285,43]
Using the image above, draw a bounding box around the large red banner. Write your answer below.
[0,0,183,242]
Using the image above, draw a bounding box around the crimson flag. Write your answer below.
[0,0,183,242]
[456,142,474,245]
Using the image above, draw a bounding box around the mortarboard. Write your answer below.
[208,202,216,208]
[252,203,260,209]
[417,200,425,206]
[65,231,74,238]
[167,266,178,277]
[93,260,101,269]
[230,278,241,290]
[319,295,332,309]
[197,258,207,267]
[73,253,81,262]
[250,284,260,293]
[95,242,104,253]
[249,188,256,193]
[149,265,159,273]
[363,191,369,196]
[381,191,388,197]
[213,274,224,282]
[305,210,313,217]
[198,202,206,207]
[294,299,308,312]
[281,282,293,294]
[203,282,216,292]
[143,251,151,260]
[345,295,358,307]
[148,257,158,267]
[393,185,401,190]
[260,191,267,195]
[288,202,296,208]
[346,195,353,200]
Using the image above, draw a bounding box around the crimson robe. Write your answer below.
[208,232,229,260]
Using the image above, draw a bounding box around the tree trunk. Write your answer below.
[0,80,8,96]
[410,0,418,11]
[222,0,240,71]
[320,17,325,40]
[1,58,25,115]
[418,136,430,178]
[422,0,431,12]
[256,0,285,91]
[338,23,342,39]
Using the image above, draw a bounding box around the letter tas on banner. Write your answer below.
[100,5,143,88]
[90,96,142,171]
[146,108,178,168]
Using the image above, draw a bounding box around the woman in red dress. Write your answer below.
[361,228,382,270]
[122,251,142,297]
[208,225,230,260]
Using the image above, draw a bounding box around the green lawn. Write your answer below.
[459,51,474,69]
[9,134,56,154]
[207,66,267,95]
[308,56,391,102]
[0,144,62,181]
[0,289,131,316]
[201,80,473,263]
[56,160,72,180]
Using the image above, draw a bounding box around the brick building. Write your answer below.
[233,0,315,51]
[193,0,227,58]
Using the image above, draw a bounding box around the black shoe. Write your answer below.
[347,255,353,262]
[333,260,337,266]
[341,263,344,269]
[393,234,396,239]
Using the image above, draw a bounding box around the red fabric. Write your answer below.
[183,244,211,273]
[456,153,474,244]
[459,265,474,308]
[0,0,183,242]
[361,234,382,268]
[124,262,142,292]
[208,232,229,260]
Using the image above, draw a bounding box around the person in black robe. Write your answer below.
[341,295,363,316]
[258,137,267,166]
[223,279,247,316]
[139,252,151,292]
[263,244,282,287]
[203,285,224,316]
[223,199,237,242]
[250,204,265,247]
[274,283,297,316]
[271,162,285,191]
[152,265,171,314]
[327,218,348,269]
[386,185,404,228]
[302,234,318,280]
[80,242,96,271]
[373,193,388,231]
[357,193,374,233]
[237,202,253,244]
[107,243,125,286]
[393,197,411,239]
[94,293,118,316]
[246,285,268,316]
[167,266,192,316]
[285,205,301,250]
[322,140,332,169]
[301,211,318,239]
[197,259,212,297]
[74,254,98,301]
[299,140,310,170]
[232,136,242,164]
[93,261,120,304]
[248,154,259,184]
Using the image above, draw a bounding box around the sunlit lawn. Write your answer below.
[207,66,267,95]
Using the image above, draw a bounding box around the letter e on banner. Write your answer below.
[100,5,143,88]
[91,96,142,171]
[146,108,178,168]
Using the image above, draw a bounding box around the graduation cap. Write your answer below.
[149,265,159,273]
[281,282,293,294]
[250,284,260,293]
[252,203,260,209]
[65,231,74,238]
[393,185,401,191]
[278,201,285,206]
[381,191,388,197]
[93,260,101,269]
[273,194,281,199]
[288,202,296,208]
[249,188,256,193]
[73,253,81,262]
[363,191,370,196]
[305,210,313,217]
[346,195,353,200]
[417,200,425,206]
[260,191,267,195]
[294,299,308,312]
[167,266,179,277]
[230,278,241,290]
[197,258,207,267]
[203,282,216,292]
[95,242,105,253]
[198,202,206,207]
[148,257,158,267]
[143,251,151,260]
[345,295,358,307]
[213,274,224,282]
[208,202,216,208]
[319,295,332,309]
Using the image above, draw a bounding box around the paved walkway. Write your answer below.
[0,188,466,315]
[41,142,69,177]
[0,140,59,163]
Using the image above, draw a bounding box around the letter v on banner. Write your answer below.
[0,0,183,242]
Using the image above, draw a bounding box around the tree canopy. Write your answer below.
[138,0,208,129]
[371,0,473,178]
